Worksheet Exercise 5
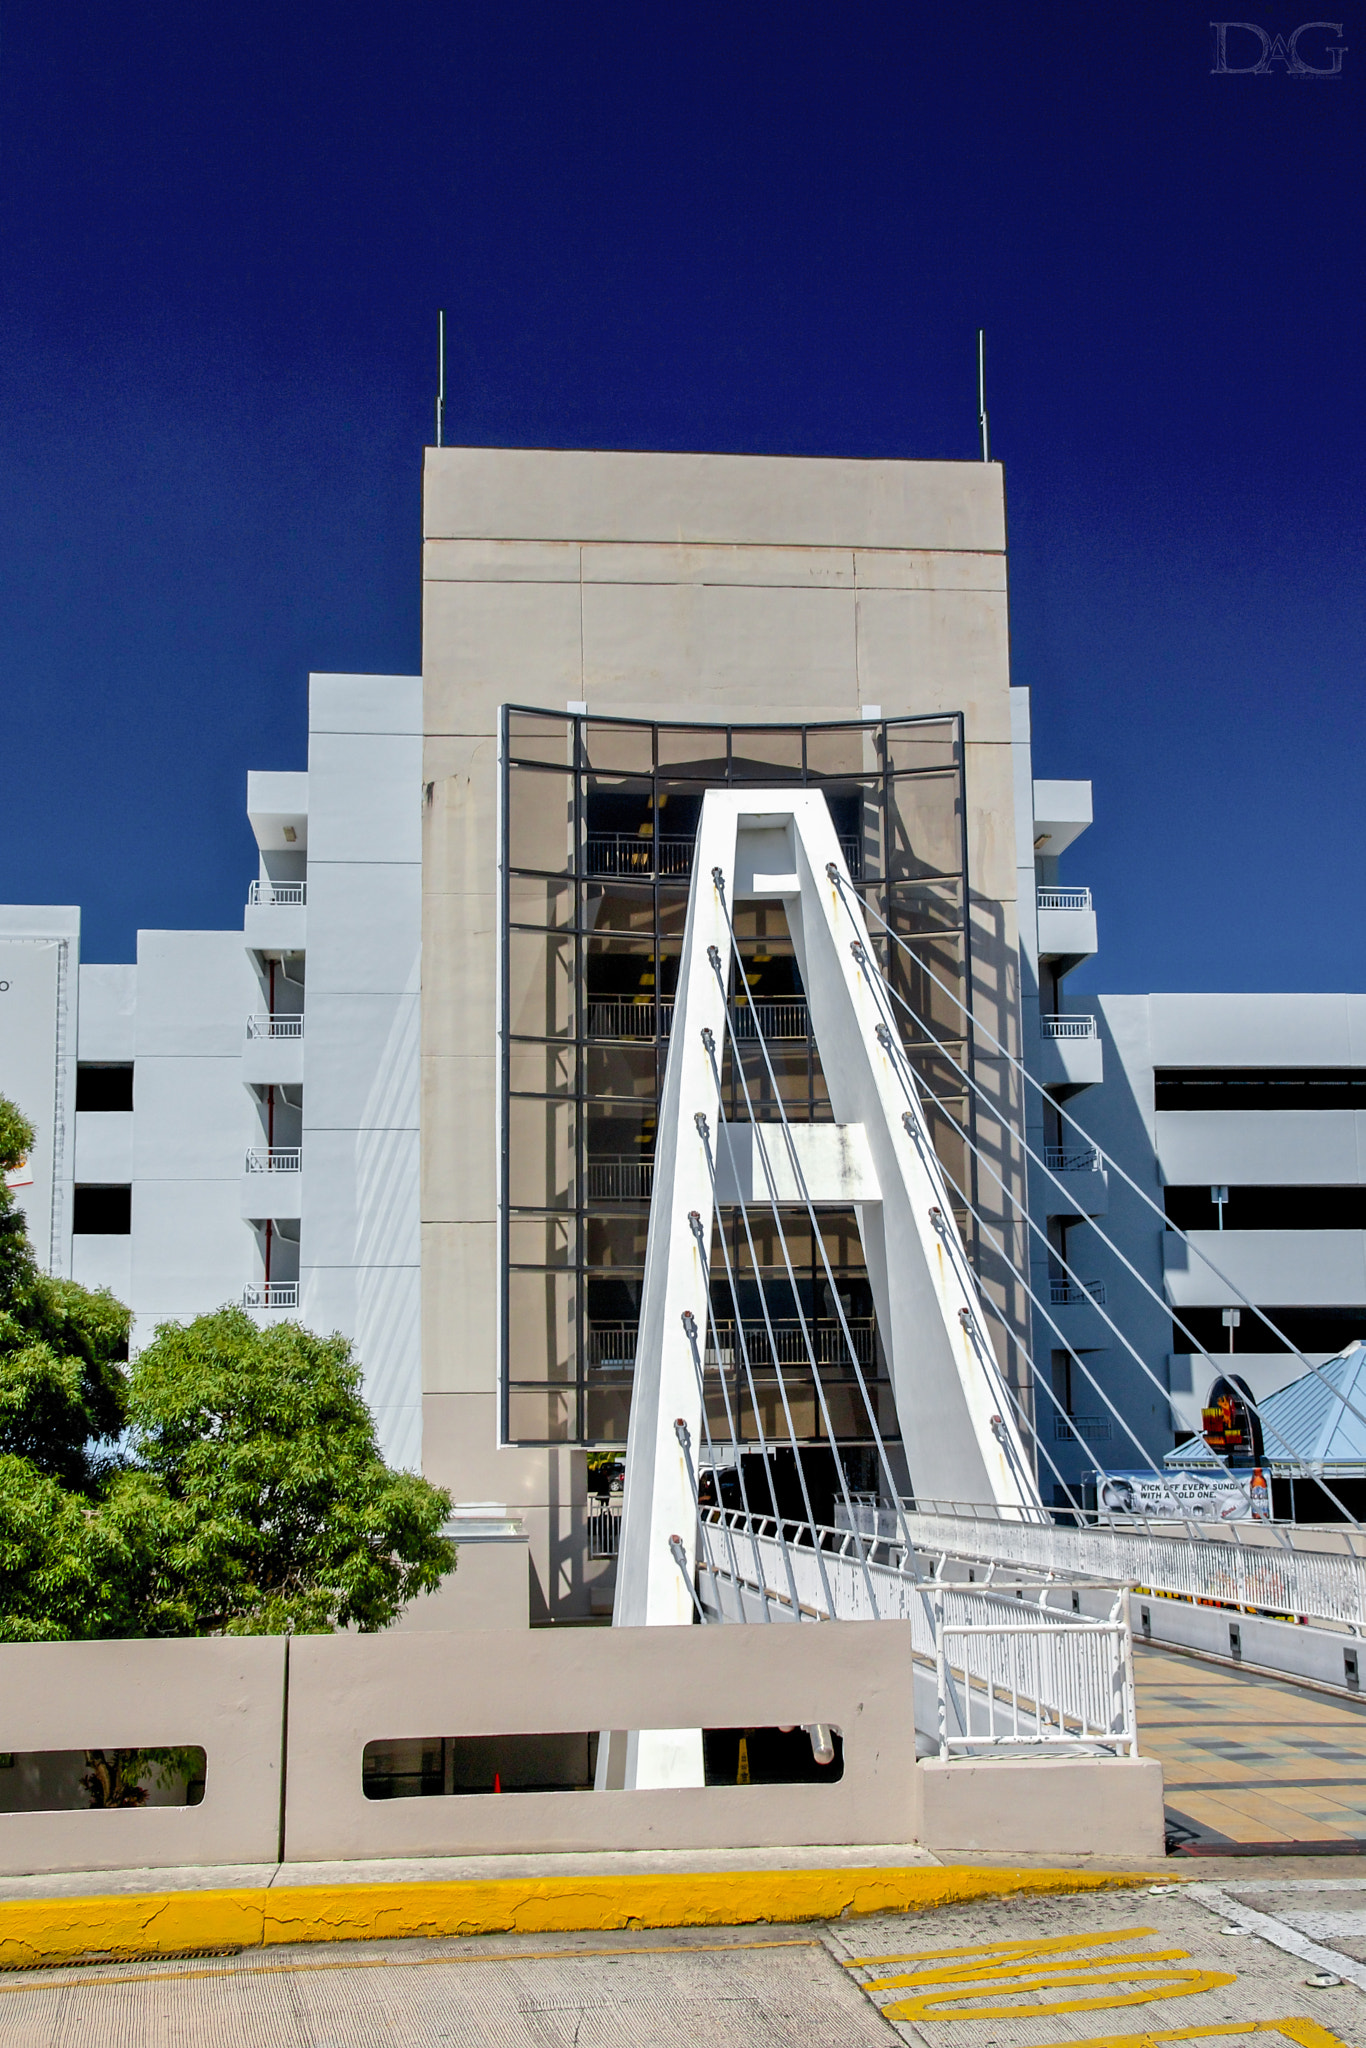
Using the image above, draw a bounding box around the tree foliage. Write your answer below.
[0,1096,454,1640]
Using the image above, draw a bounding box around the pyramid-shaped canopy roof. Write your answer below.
[1167,1342,1366,1472]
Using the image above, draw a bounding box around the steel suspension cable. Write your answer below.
[833,865,1366,1448]
[710,869,924,1574]
[680,1307,750,1612]
[706,950,884,1616]
[700,1029,840,1619]
[856,950,1362,1530]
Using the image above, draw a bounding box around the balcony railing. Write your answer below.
[585,996,811,1041]
[245,1013,304,1039]
[583,834,863,881]
[1053,1414,1113,1443]
[247,880,306,907]
[1049,1277,1107,1307]
[1036,887,1092,912]
[586,1156,655,1201]
[1043,1144,1100,1173]
[243,1281,299,1309]
[244,1146,302,1173]
[586,1318,877,1374]
[588,1504,623,1558]
[1040,1014,1098,1041]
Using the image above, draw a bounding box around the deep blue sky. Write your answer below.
[3,3,1361,990]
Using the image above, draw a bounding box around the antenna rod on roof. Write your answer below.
[436,310,446,448]
[977,328,990,463]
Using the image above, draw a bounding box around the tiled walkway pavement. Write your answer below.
[1135,1641,1366,1848]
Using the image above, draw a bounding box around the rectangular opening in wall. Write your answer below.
[75,1064,133,1112]
[0,1748,206,1812]
[72,1184,132,1234]
[361,1727,844,1796]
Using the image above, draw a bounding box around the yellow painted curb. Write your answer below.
[0,1866,1162,1969]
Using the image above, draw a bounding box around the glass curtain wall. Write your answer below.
[501,708,974,1453]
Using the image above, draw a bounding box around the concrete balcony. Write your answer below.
[1034,1269,1111,1348]
[244,880,306,955]
[241,1146,302,1221]
[242,1281,299,1310]
[242,1014,305,1087]
[1036,1143,1108,1219]
[1036,887,1098,972]
[1036,1014,1103,1092]
[1163,1228,1366,1310]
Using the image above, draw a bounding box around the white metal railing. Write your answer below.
[1054,1415,1113,1442]
[902,1504,1366,1633]
[1044,1143,1100,1172]
[244,1146,302,1173]
[584,834,862,881]
[585,996,810,1041]
[1037,887,1093,912]
[242,1281,299,1309]
[696,1507,1136,1756]
[245,1013,304,1039]
[588,1504,622,1558]
[1040,1013,1098,1040]
[586,1156,655,1201]
[247,880,306,907]
[1050,1277,1107,1306]
[587,1319,877,1373]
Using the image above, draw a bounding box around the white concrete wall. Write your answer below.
[299,674,423,1470]
[129,929,260,1348]
[0,907,79,1277]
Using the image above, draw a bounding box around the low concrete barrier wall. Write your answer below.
[0,1638,285,1877]
[1133,1589,1363,1692]
[0,1625,1166,1876]
[283,1621,916,1861]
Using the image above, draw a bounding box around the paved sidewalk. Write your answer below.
[1134,1641,1366,1849]
[2,1875,1364,2046]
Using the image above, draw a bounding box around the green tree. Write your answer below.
[0,1094,455,1641]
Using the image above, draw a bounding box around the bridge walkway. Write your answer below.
[1135,1640,1366,1852]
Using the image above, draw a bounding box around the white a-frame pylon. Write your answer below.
[609,793,1040,1779]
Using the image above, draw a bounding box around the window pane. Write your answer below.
[585,1212,651,1270]
[657,729,728,777]
[508,875,575,929]
[585,1041,659,1102]
[729,729,802,781]
[508,1214,575,1267]
[583,882,655,934]
[507,1097,576,1208]
[508,1042,576,1096]
[887,771,962,880]
[583,721,653,774]
[508,766,575,874]
[884,719,959,774]
[507,711,572,766]
[507,1269,577,1381]
[507,931,575,1039]
[806,726,877,778]
[585,1385,633,1444]
[508,1388,574,1442]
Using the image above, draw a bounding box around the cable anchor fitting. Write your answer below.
[681,1309,698,1340]
[674,1418,692,1452]
[694,1112,710,1142]
[711,866,726,894]
[700,1026,716,1053]
[826,861,840,883]
[875,1022,895,1052]
[687,1209,705,1240]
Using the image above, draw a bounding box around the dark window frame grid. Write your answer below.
[500,706,975,1448]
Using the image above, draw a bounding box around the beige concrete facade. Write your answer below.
[421,447,1030,1619]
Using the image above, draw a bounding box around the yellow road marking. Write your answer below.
[882,1966,1235,2022]
[865,1949,1193,1989]
[1033,2024,1350,2048]
[846,1925,1160,1966]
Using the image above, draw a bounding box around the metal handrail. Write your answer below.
[584,833,862,881]
[587,1318,877,1371]
[1050,1277,1107,1306]
[1043,1143,1100,1172]
[1037,887,1093,912]
[901,1502,1366,1632]
[586,1156,655,1201]
[245,1013,304,1039]
[243,1281,299,1308]
[244,1146,301,1173]
[1054,1415,1113,1442]
[1040,1013,1098,1040]
[585,996,811,1041]
[246,880,306,907]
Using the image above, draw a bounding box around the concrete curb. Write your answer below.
[0,1866,1166,1968]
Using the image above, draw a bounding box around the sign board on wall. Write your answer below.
[0,938,67,1269]
[1094,1468,1254,1521]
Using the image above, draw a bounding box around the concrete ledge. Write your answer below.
[0,1864,1162,1967]
[918,1756,1167,1862]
